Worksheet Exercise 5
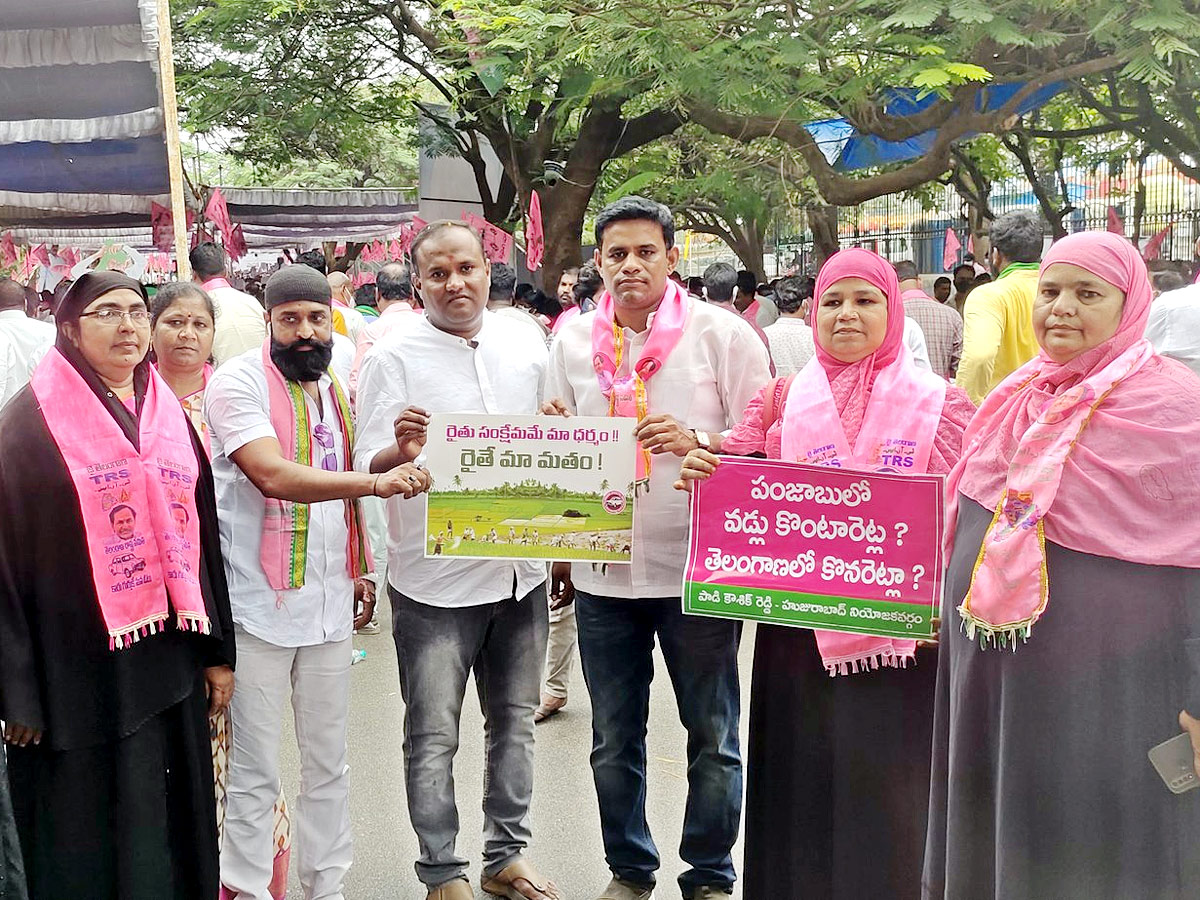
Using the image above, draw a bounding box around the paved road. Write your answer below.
[275,601,753,899]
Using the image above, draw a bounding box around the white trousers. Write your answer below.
[543,599,577,699]
[221,628,353,900]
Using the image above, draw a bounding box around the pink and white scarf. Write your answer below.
[32,348,210,649]
[591,280,689,481]
[783,248,948,675]
[945,231,1200,646]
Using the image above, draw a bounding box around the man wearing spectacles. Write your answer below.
[205,264,431,900]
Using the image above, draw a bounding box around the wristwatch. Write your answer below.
[693,430,713,451]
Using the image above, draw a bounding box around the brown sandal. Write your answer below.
[481,858,563,900]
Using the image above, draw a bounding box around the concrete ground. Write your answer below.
[275,601,753,900]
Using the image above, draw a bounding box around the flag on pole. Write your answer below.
[943,227,962,271]
[204,188,234,240]
[526,191,545,271]
[1142,224,1171,261]
[1107,206,1124,235]
[682,231,693,261]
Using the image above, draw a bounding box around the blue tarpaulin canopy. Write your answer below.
[808,81,1067,172]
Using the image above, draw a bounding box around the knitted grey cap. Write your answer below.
[264,264,332,309]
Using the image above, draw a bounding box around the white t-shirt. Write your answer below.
[355,312,549,608]
[547,297,772,598]
[204,349,355,647]
[1147,285,1200,377]
[205,281,267,368]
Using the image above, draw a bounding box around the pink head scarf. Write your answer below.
[808,248,907,445]
[946,231,1200,646]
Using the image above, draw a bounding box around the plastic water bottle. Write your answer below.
[351,648,367,666]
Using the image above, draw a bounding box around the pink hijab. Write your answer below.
[810,247,907,430]
[947,231,1200,644]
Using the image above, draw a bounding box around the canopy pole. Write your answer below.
[155,0,190,281]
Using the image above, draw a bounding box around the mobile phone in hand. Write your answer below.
[1148,733,1199,794]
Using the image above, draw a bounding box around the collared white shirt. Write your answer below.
[0,308,54,398]
[204,348,354,647]
[548,297,771,599]
[1147,284,1200,377]
[203,279,268,367]
[349,302,422,401]
[355,312,548,608]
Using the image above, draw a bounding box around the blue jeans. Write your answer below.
[576,591,743,898]
[391,584,548,888]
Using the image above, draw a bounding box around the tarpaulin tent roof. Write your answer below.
[0,0,175,238]
[807,81,1067,172]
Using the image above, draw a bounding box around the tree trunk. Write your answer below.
[731,223,766,279]
[807,205,840,269]
[537,179,592,294]
[1132,150,1148,245]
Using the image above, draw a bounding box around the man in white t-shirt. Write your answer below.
[355,223,561,900]
[1147,282,1200,377]
[206,264,429,900]
[191,242,267,367]
[0,277,54,407]
[544,197,770,900]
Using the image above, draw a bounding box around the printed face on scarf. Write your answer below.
[1034,262,1126,364]
[815,276,889,364]
[595,219,680,320]
[66,288,151,383]
[268,300,334,383]
[412,225,490,339]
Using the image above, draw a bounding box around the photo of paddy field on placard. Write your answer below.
[424,413,638,562]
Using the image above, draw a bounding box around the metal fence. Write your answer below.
[766,155,1200,277]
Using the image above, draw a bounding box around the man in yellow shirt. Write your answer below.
[955,209,1044,404]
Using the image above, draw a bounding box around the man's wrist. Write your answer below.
[693,430,712,451]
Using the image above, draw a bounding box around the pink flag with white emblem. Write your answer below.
[526,191,545,271]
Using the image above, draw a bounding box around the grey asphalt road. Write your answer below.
[275,602,753,900]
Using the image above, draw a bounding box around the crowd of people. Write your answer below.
[0,193,1198,900]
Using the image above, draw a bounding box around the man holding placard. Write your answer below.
[355,222,561,900]
[544,196,770,900]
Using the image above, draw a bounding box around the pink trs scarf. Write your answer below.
[591,280,689,482]
[31,348,210,649]
[946,231,1200,647]
[259,341,372,591]
[783,248,948,675]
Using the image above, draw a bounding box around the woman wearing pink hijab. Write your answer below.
[677,247,975,899]
[923,231,1200,899]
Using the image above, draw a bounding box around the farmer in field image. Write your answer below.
[543,196,771,900]
[355,221,561,900]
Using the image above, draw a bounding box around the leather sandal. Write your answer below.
[427,877,474,900]
[481,858,563,900]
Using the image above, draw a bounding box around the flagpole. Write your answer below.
[155,0,191,281]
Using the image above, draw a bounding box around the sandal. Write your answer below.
[481,858,563,900]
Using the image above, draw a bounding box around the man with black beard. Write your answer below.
[205,264,431,900]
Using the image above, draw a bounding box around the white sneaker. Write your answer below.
[594,877,655,900]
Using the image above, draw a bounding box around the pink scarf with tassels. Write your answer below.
[946,231,1200,647]
[782,248,949,676]
[32,348,210,649]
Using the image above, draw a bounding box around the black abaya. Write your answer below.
[744,625,938,899]
[923,497,1200,900]
[0,385,235,899]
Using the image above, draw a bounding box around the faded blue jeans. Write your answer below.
[576,591,743,898]
[390,583,548,888]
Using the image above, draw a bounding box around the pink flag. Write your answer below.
[1107,206,1124,235]
[1,233,16,267]
[1142,224,1171,261]
[204,188,234,239]
[150,202,175,252]
[227,224,248,262]
[943,227,962,271]
[412,216,428,232]
[527,191,544,271]
[399,224,417,256]
[389,239,403,260]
